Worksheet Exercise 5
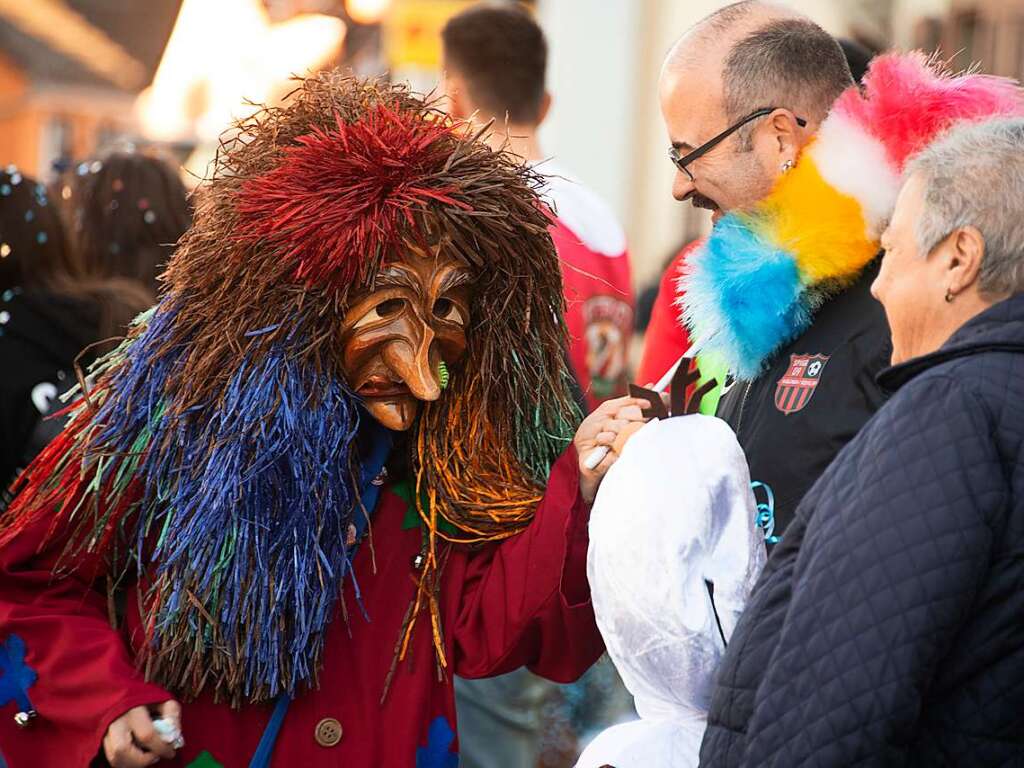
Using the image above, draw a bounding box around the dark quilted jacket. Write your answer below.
[700,292,1024,767]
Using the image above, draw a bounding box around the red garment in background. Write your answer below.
[636,240,702,385]
[0,449,602,767]
[541,165,634,412]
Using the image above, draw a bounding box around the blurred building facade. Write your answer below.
[0,0,180,178]
[4,0,1024,300]
[892,0,1024,78]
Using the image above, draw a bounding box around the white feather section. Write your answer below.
[810,113,901,240]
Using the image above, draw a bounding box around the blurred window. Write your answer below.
[39,115,74,176]
[912,16,943,55]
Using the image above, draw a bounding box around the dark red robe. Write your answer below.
[0,448,602,767]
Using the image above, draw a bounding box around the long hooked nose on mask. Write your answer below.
[381,320,441,402]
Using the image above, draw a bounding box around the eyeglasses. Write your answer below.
[668,107,807,181]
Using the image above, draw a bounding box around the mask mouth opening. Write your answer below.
[358,377,411,398]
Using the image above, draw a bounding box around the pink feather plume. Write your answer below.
[833,51,1024,172]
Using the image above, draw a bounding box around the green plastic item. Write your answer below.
[694,352,730,416]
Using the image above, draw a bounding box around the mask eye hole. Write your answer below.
[352,298,406,330]
[433,297,465,325]
[377,298,404,317]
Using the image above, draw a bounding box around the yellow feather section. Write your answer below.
[755,148,880,286]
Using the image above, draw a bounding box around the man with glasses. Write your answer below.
[636,36,875,386]
[656,1,891,545]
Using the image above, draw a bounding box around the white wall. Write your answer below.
[535,0,643,228]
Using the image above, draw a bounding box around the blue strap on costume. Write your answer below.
[248,694,291,768]
[350,420,393,547]
[248,419,392,768]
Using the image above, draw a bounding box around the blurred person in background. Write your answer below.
[636,36,876,386]
[440,4,634,766]
[0,168,153,499]
[634,240,698,385]
[442,1,634,414]
[58,149,192,300]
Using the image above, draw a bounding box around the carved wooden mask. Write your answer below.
[340,244,472,431]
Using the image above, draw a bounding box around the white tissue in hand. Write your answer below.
[152,717,185,749]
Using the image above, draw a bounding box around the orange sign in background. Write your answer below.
[383,0,474,70]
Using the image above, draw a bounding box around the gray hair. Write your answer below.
[723,18,853,136]
[667,4,854,143]
[908,117,1024,296]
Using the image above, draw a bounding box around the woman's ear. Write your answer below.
[946,225,985,296]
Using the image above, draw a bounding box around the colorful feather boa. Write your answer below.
[679,52,1024,380]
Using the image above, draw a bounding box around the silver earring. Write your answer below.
[781,160,794,173]
[945,288,954,303]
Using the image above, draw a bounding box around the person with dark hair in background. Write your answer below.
[442,1,635,414]
[440,4,635,766]
[0,168,155,498]
[837,36,876,83]
[58,149,192,300]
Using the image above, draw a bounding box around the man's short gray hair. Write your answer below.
[675,3,854,149]
[722,18,853,131]
[908,117,1024,296]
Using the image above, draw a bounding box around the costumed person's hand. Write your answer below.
[102,700,182,767]
[575,395,654,504]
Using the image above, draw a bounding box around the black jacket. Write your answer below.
[717,260,892,541]
[0,288,100,493]
[701,292,1024,767]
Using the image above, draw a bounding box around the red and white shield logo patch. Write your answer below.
[775,354,829,414]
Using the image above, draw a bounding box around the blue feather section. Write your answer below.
[82,297,381,701]
[679,214,810,380]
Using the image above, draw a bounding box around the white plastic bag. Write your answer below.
[577,415,765,768]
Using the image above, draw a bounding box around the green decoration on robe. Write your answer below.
[392,480,460,537]
[186,751,224,768]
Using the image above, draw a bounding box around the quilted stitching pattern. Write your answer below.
[700,296,1024,767]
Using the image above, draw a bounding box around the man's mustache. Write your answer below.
[689,193,718,211]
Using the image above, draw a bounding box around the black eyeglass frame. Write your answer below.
[668,107,807,181]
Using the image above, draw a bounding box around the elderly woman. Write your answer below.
[698,117,1024,767]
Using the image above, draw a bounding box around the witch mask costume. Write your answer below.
[0,74,602,768]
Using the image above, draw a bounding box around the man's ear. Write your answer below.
[767,109,802,162]
[536,92,552,127]
[442,71,471,120]
[945,225,985,296]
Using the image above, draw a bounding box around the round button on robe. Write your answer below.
[315,717,343,747]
